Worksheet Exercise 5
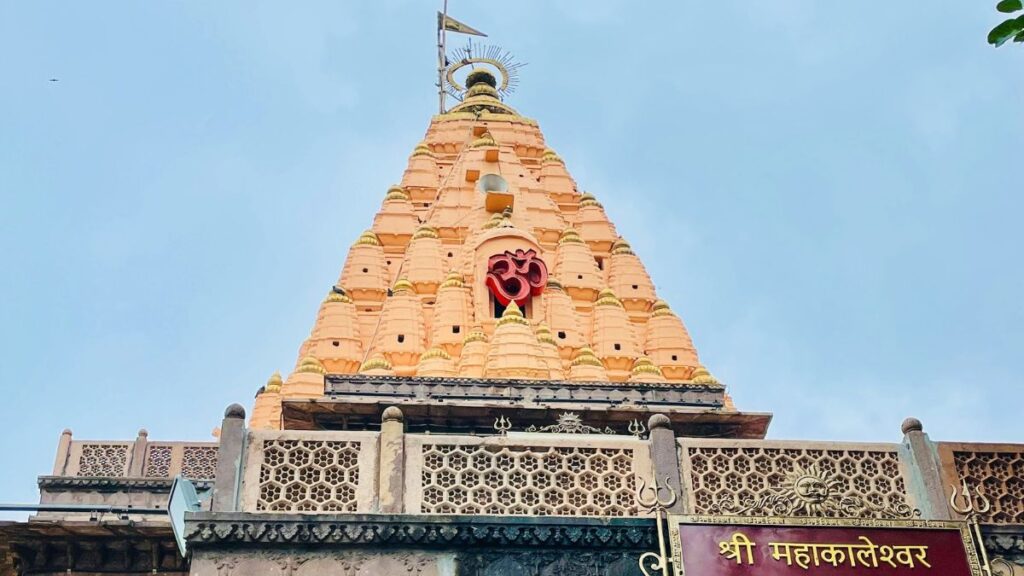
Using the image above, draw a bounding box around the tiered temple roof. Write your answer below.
[252,69,723,429]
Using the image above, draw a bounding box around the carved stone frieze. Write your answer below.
[460,550,643,576]
[985,528,1024,570]
[185,513,656,550]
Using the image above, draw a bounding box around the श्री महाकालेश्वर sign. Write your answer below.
[668,517,983,575]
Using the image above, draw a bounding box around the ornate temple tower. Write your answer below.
[248,67,766,439]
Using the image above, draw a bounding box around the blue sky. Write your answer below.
[1,1,1022,514]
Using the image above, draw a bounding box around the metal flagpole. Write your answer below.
[437,0,448,113]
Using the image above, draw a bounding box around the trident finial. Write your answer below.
[628,419,647,439]
[493,416,512,435]
[637,476,678,511]
[950,478,991,516]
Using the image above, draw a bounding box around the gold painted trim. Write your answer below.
[666,514,983,576]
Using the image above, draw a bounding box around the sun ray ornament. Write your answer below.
[443,38,525,105]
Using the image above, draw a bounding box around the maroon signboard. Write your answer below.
[668,516,983,576]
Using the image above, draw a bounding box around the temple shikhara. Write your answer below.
[1,24,1021,576]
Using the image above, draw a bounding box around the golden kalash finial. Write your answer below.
[690,365,721,386]
[611,237,635,255]
[629,357,664,381]
[650,300,675,317]
[392,277,416,295]
[440,271,465,289]
[558,227,584,245]
[443,53,522,115]
[359,355,394,375]
[542,148,563,164]
[462,327,488,344]
[496,300,530,326]
[535,323,558,347]
[412,225,440,240]
[579,192,602,208]
[571,347,604,368]
[354,230,382,247]
[385,185,410,201]
[265,371,283,393]
[411,141,435,157]
[296,356,327,375]
[595,288,624,308]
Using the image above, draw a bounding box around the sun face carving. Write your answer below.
[782,465,844,515]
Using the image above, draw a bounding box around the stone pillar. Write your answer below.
[899,417,952,520]
[212,403,247,512]
[52,429,72,475]
[648,414,686,513]
[378,406,406,513]
[128,428,149,476]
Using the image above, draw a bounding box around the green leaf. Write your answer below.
[1014,29,1024,42]
[997,0,1023,13]
[989,16,1024,46]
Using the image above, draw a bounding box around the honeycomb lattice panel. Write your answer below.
[182,446,218,479]
[77,444,129,477]
[256,439,361,512]
[953,450,1024,524]
[420,444,639,516]
[686,446,910,519]
[143,445,172,477]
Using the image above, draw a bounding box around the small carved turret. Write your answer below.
[645,300,700,381]
[372,186,420,249]
[567,347,609,382]
[539,149,580,213]
[555,228,603,306]
[308,290,363,374]
[250,371,283,430]
[483,301,549,379]
[628,357,666,384]
[282,357,327,398]
[338,231,389,303]
[401,141,440,204]
[430,272,474,357]
[590,289,640,381]
[535,323,565,380]
[690,365,722,387]
[359,355,395,377]
[540,279,586,363]
[405,226,445,295]
[416,347,458,378]
[575,193,618,254]
[370,278,426,376]
[457,328,488,378]
[608,238,656,318]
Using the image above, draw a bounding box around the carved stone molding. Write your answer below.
[460,550,643,576]
[185,513,656,550]
[985,528,1024,566]
[37,475,213,492]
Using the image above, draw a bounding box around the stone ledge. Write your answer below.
[38,476,213,492]
[185,513,657,550]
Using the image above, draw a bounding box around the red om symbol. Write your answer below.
[485,249,548,307]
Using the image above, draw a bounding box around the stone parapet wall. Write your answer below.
[51,430,218,481]
[939,442,1024,525]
